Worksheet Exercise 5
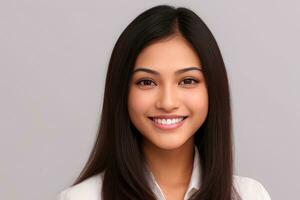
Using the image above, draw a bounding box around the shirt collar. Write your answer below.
[144,145,201,200]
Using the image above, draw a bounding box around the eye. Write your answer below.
[179,78,199,86]
[135,79,156,87]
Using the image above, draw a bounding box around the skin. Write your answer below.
[128,33,209,200]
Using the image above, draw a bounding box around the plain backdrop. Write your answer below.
[1,0,299,199]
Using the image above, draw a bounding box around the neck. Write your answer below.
[142,137,195,188]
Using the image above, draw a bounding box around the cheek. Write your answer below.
[183,87,209,114]
[128,88,155,120]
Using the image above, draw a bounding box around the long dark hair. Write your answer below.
[73,4,241,200]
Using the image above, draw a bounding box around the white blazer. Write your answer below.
[59,147,271,200]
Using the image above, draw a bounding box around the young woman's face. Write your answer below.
[128,34,209,150]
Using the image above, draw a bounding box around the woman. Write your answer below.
[58,5,271,200]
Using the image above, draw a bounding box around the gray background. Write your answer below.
[1,0,299,199]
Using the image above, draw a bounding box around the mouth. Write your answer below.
[148,116,188,121]
[147,116,188,130]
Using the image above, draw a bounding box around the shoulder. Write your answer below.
[58,172,104,200]
[233,175,271,200]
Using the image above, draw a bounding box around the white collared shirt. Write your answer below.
[58,146,271,200]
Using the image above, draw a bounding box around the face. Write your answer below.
[128,34,209,151]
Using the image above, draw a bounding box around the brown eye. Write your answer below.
[136,79,156,87]
[179,78,199,86]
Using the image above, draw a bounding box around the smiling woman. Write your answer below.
[58,4,271,200]
[128,35,209,154]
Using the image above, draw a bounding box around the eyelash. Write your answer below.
[135,78,200,88]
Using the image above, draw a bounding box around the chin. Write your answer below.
[141,128,195,151]
[149,138,191,151]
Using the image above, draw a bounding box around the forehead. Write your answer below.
[134,35,201,71]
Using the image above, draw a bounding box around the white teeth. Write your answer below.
[153,117,184,125]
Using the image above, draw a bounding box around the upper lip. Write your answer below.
[148,115,188,119]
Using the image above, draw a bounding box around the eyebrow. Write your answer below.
[133,66,203,75]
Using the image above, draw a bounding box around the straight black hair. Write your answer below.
[73,4,241,200]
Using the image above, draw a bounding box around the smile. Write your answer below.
[148,116,188,130]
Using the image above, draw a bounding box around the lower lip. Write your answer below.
[149,118,187,130]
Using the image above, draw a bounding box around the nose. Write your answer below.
[155,84,180,112]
